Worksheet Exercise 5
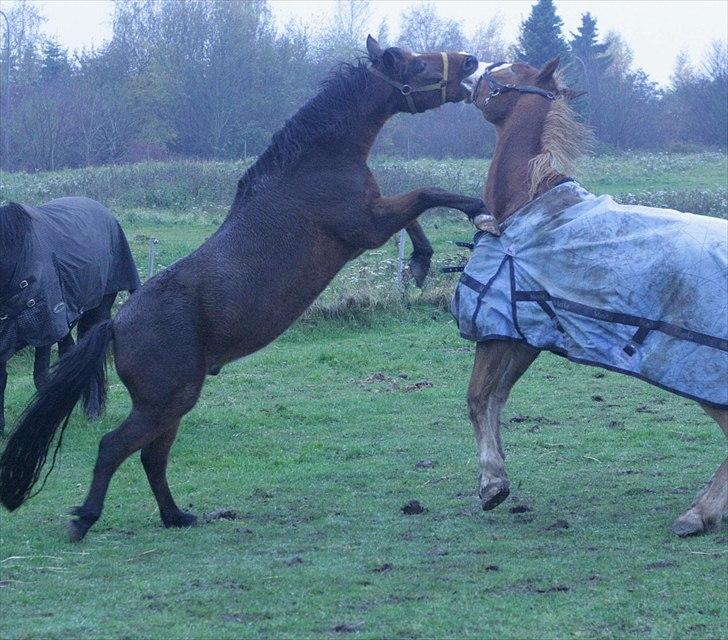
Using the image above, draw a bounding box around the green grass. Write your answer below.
[0,154,727,638]
[2,152,726,220]
[1,309,726,639]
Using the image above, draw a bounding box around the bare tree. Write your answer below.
[398,2,465,52]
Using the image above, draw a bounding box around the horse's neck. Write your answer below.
[485,101,565,222]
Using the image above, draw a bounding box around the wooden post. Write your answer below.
[396,229,406,294]
[147,237,159,280]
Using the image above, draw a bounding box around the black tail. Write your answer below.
[0,320,114,511]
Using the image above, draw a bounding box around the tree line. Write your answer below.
[0,0,725,172]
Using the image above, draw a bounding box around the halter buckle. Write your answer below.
[19,279,28,289]
[400,84,413,96]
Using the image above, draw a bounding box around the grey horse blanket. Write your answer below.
[452,181,728,408]
[0,197,140,361]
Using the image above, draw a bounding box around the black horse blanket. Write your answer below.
[453,182,728,409]
[0,197,140,361]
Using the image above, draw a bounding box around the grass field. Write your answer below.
[1,154,727,638]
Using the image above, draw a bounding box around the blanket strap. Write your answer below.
[623,327,650,356]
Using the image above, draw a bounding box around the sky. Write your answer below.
[2,0,727,86]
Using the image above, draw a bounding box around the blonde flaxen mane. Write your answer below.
[528,90,593,198]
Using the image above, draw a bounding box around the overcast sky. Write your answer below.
[4,0,728,86]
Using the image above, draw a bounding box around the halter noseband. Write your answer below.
[474,61,558,107]
[370,52,450,114]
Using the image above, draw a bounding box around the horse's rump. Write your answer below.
[0,197,140,360]
[453,181,728,408]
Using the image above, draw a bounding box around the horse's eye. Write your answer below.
[411,60,426,75]
[463,55,478,73]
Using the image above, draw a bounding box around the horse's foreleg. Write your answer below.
[0,360,7,434]
[140,421,196,529]
[404,221,433,288]
[368,188,491,243]
[32,346,51,391]
[671,405,728,537]
[467,341,537,510]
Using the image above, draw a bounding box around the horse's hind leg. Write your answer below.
[32,345,51,390]
[0,360,7,434]
[671,405,728,537]
[69,408,165,541]
[141,421,197,528]
[467,341,538,510]
[69,376,203,541]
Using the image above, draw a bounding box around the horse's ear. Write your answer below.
[382,47,405,74]
[536,57,560,83]
[366,35,383,61]
[562,88,587,101]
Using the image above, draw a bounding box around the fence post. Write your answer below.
[396,229,406,294]
[147,237,159,280]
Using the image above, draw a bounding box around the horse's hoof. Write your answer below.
[671,512,706,537]
[473,214,501,236]
[162,510,198,529]
[479,478,510,510]
[68,519,89,543]
[408,254,431,289]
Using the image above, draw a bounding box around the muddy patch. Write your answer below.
[333,622,365,633]
[415,459,437,469]
[204,508,239,522]
[358,372,432,393]
[401,500,427,515]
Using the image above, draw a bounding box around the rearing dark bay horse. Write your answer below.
[0,37,497,541]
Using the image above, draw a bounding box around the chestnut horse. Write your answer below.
[0,37,498,541]
[461,58,727,536]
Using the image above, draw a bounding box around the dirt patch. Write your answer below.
[535,584,570,593]
[636,404,658,413]
[333,622,365,633]
[359,372,432,393]
[591,395,604,402]
[401,500,427,515]
[510,415,528,423]
[373,563,393,573]
[283,556,304,566]
[415,459,437,469]
[204,508,239,522]
[509,504,533,514]
[542,519,570,531]
[484,564,499,571]
[403,380,433,392]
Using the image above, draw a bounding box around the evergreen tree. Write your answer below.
[513,0,568,68]
[39,39,70,83]
[567,12,611,121]
[569,12,611,76]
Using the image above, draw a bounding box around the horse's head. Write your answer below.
[466,58,585,124]
[366,35,479,114]
[0,203,31,294]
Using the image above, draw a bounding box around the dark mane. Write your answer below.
[0,202,32,254]
[234,61,372,204]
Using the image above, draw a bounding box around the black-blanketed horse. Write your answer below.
[0,197,140,431]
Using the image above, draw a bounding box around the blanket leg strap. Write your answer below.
[623,327,650,356]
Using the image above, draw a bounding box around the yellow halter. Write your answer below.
[370,52,450,114]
